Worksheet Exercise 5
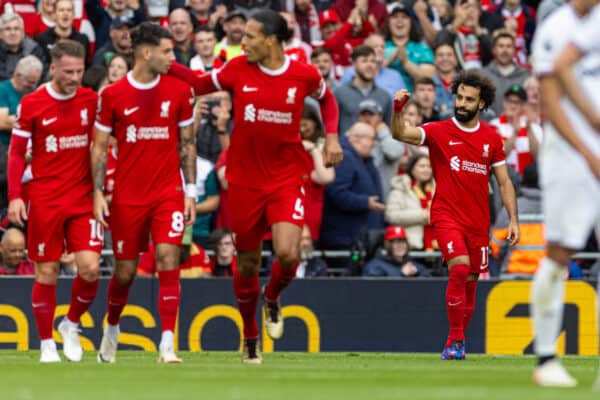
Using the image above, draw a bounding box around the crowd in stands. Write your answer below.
[0,0,597,278]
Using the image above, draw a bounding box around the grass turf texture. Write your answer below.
[1,352,599,400]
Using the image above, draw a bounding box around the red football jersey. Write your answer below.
[211,55,324,189]
[12,84,97,205]
[95,72,195,205]
[419,118,506,235]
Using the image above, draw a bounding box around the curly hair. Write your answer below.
[451,70,496,111]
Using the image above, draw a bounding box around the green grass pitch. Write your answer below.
[1,351,599,400]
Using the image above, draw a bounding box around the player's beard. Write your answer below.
[454,106,479,123]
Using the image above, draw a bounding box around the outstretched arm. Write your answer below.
[391,90,425,145]
[168,62,218,96]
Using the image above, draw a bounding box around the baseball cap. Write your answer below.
[147,0,169,17]
[318,9,340,27]
[110,16,134,29]
[359,99,383,115]
[504,84,527,102]
[224,8,247,23]
[384,226,407,241]
[387,1,411,16]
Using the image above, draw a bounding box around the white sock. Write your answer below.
[105,323,119,337]
[160,330,174,350]
[40,338,56,349]
[531,257,566,357]
[64,317,78,328]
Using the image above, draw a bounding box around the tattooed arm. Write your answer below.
[180,124,197,226]
[91,128,110,228]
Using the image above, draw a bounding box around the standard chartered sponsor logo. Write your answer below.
[59,134,88,149]
[449,156,487,175]
[45,135,58,153]
[450,156,460,171]
[243,103,292,125]
[126,125,169,142]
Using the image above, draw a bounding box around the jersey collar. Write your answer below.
[258,55,290,76]
[46,83,76,101]
[452,117,480,132]
[126,71,161,90]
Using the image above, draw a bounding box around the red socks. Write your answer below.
[463,280,478,334]
[158,269,180,332]
[32,282,56,340]
[106,275,132,325]
[445,264,469,347]
[264,259,299,302]
[233,272,260,340]
[66,275,99,324]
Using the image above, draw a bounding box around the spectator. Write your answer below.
[310,47,340,90]
[84,0,147,50]
[330,0,387,31]
[82,64,108,92]
[1,0,38,38]
[523,75,541,125]
[413,76,440,123]
[403,100,423,128]
[296,225,328,277]
[194,90,231,163]
[27,0,56,38]
[92,16,132,67]
[34,0,91,66]
[186,0,227,31]
[207,227,236,277]
[356,98,405,199]
[0,55,42,147]
[0,227,34,275]
[0,13,48,81]
[384,1,435,93]
[214,147,230,229]
[191,155,220,247]
[315,7,374,68]
[434,0,493,70]
[300,104,335,241]
[169,8,195,66]
[0,142,6,211]
[490,85,542,175]
[496,0,535,66]
[491,162,543,277]
[214,9,245,61]
[320,122,385,273]
[341,32,407,100]
[432,42,457,118]
[334,44,391,135]
[106,53,128,84]
[286,0,321,45]
[363,225,430,277]
[280,11,311,63]
[481,29,529,116]
[137,241,213,278]
[190,26,224,73]
[386,153,436,251]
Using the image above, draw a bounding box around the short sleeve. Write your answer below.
[531,24,556,76]
[12,99,32,139]
[306,64,326,99]
[420,122,436,146]
[95,88,114,134]
[572,6,600,54]
[212,57,241,92]
[491,133,506,167]
[178,84,195,128]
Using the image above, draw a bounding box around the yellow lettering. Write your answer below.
[486,281,598,355]
[0,305,29,350]
[188,305,243,352]
[262,305,320,353]
[53,305,95,351]
[102,305,157,351]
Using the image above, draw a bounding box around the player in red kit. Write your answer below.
[168,9,343,364]
[91,22,197,364]
[391,70,520,360]
[7,40,102,363]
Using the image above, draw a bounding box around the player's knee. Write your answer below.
[276,247,300,268]
[114,268,135,285]
[156,252,179,271]
[35,264,59,284]
[77,262,100,281]
[237,252,261,276]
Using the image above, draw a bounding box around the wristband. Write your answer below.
[394,97,409,113]
[186,183,197,199]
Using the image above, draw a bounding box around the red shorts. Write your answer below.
[27,199,103,262]
[434,226,490,274]
[110,195,185,260]
[229,183,305,251]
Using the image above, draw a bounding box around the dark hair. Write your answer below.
[433,41,455,55]
[384,12,423,43]
[250,9,290,43]
[194,24,215,35]
[451,70,496,110]
[50,39,85,63]
[207,228,233,251]
[407,153,432,183]
[130,21,172,49]
[301,105,324,143]
[82,65,107,92]
[351,44,375,61]
[414,76,435,89]
[310,46,332,60]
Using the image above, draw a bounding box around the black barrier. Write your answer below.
[0,278,597,355]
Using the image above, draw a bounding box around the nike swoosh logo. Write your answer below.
[167,231,182,238]
[124,107,139,116]
[449,141,463,146]
[242,85,257,92]
[480,265,487,270]
[76,296,92,303]
[447,301,462,306]
[89,240,102,246]
[32,303,46,308]
[162,296,178,301]
[42,117,57,126]
[292,214,303,220]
